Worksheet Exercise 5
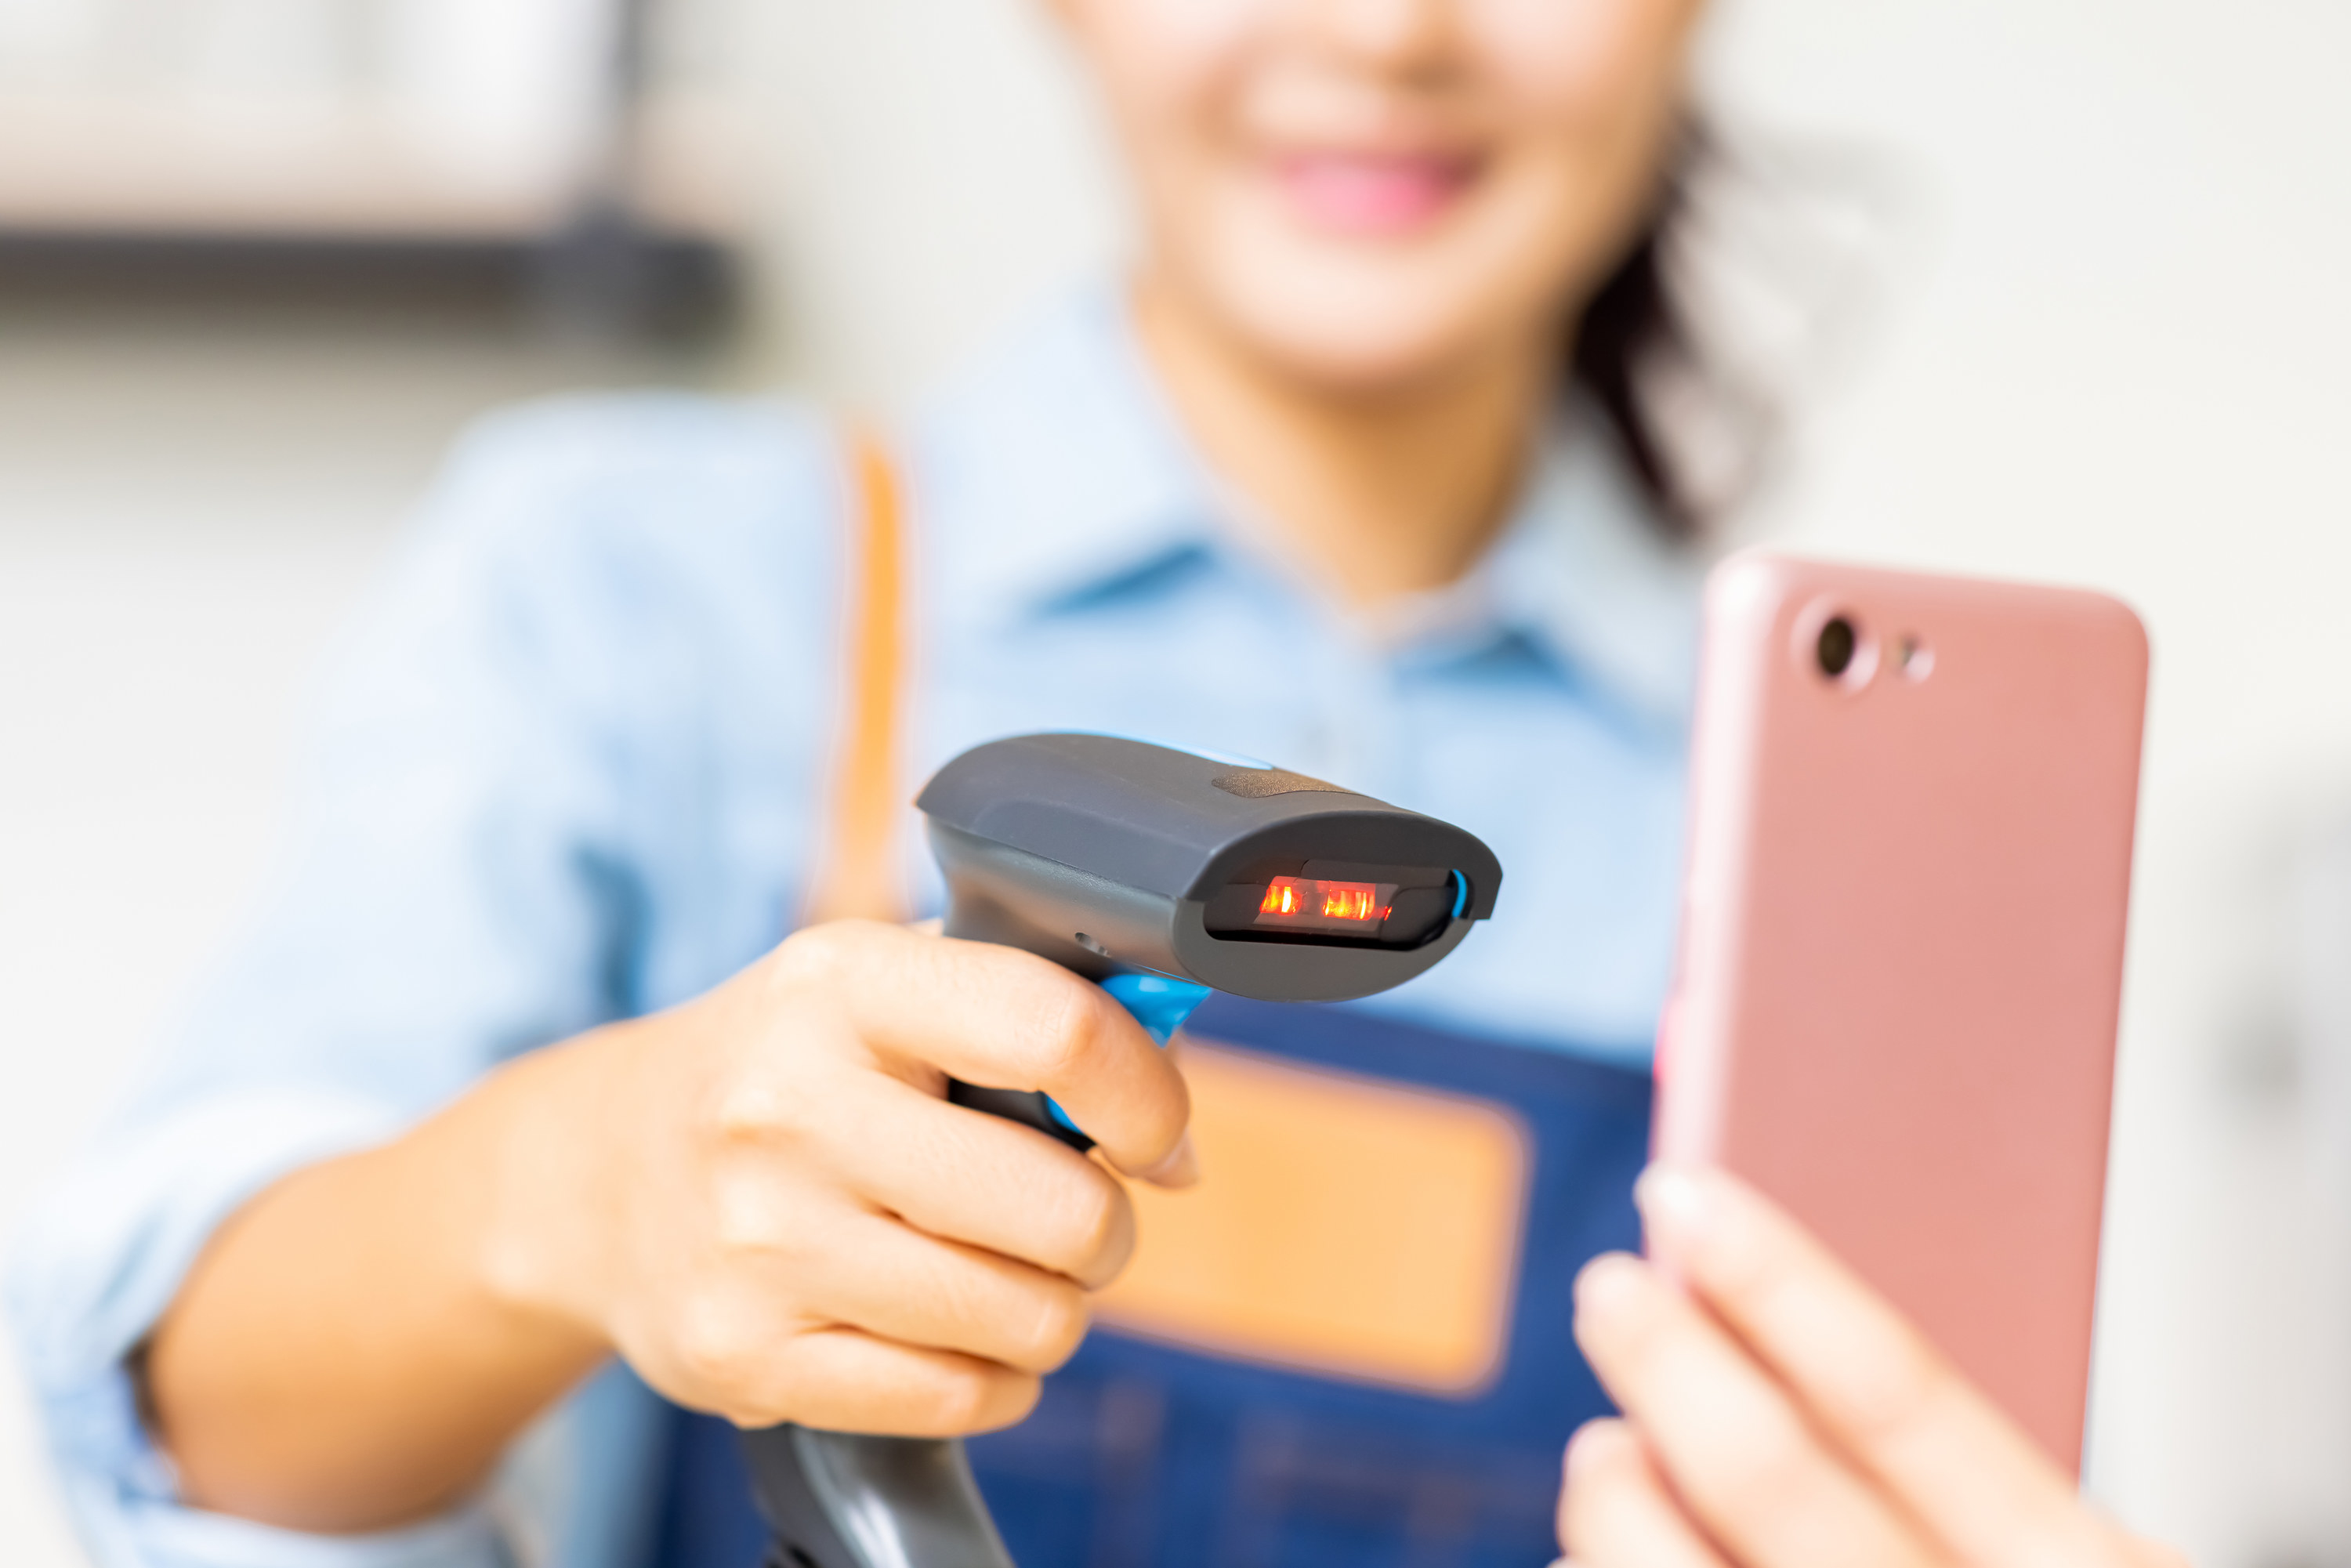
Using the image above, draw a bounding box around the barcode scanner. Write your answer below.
[741,733,1503,1568]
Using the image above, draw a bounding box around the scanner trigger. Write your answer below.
[1027,972,1208,1145]
[1099,972,1211,1046]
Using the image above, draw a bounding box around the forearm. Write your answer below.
[145,1037,613,1534]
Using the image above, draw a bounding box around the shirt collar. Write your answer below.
[1288,415,1704,732]
[914,278,1704,729]
[913,281,1216,623]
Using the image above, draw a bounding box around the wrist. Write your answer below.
[468,1028,629,1353]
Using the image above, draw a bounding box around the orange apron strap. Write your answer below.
[802,429,912,928]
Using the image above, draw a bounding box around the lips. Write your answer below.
[1273,151,1480,237]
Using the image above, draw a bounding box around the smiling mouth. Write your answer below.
[1273,151,1482,237]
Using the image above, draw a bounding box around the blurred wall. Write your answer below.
[5,1,2349,1564]
[740,0,1128,403]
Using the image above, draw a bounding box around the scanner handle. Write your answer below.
[742,1425,1014,1568]
[945,1081,1089,1150]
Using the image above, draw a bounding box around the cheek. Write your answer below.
[1068,0,1270,255]
[1473,0,1700,120]
[1067,0,1256,126]
[1464,0,1699,287]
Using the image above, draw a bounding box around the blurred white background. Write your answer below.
[4,1,2349,1564]
[0,0,751,235]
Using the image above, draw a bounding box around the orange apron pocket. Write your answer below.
[1092,1034,1533,1397]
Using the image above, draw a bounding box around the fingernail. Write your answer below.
[1635,1164,1715,1248]
[1562,1418,1621,1478]
[1571,1252,1646,1327]
[1136,1132,1201,1189]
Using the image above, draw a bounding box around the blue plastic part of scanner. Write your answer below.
[1451,869,1469,918]
[1044,972,1212,1136]
[1103,972,1213,1045]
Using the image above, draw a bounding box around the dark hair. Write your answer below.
[1567,131,1761,545]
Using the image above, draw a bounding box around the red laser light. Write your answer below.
[1255,876,1395,932]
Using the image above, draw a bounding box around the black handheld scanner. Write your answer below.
[742,733,1502,1568]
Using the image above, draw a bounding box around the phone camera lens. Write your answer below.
[1817,617,1858,679]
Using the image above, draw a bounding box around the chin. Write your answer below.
[1243,308,1487,397]
[1205,247,1543,400]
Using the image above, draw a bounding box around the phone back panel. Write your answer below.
[1655,552,2148,1473]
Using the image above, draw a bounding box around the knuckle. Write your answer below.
[669,1297,759,1396]
[1049,1175,1132,1280]
[712,1374,797,1430]
[1140,1073,1190,1162]
[719,1396,781,1429]
[1012,976,1107,1087]
[1017,1284,1092,1371]
[726,1333,842,1430]
[708,1076,794,1144]
[923,1367,1008,1435]
[774,918,872,983]
[1037,1186,1131,1288]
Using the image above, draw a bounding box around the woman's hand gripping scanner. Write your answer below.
[741,733,1503,1568]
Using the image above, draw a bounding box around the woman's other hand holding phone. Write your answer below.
[1559,1165,2184,1568]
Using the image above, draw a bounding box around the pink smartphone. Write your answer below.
[1654,550,2149,1473]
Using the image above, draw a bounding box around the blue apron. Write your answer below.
[651,995,1651,1568]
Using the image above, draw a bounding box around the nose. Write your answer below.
[1302,0,1454,70]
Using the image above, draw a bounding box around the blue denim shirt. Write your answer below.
[7,283,1701,1568]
